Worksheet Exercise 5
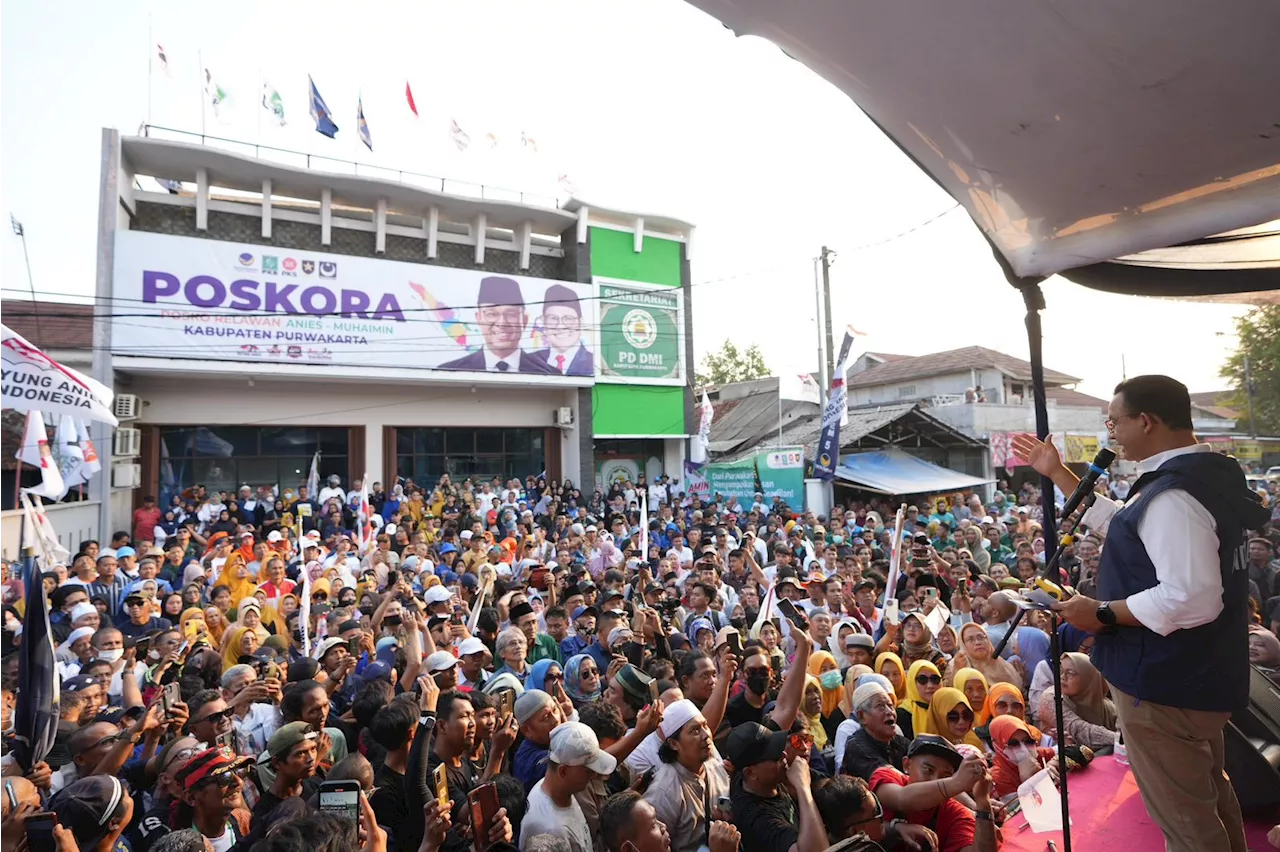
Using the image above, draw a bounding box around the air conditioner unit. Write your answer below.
[554,406,574,427]
[114,394,141,421]
[113,427,141,458]
[112,462,141,489]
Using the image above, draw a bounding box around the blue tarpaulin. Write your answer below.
[833,447,993,495]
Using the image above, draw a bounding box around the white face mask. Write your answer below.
[97,647,124,663]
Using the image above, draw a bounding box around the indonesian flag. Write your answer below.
[16,411,64,499]
[405,82,418,117]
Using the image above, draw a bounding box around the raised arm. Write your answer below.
[769,629,811,732]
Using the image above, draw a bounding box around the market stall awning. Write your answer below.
[834,448,994,495]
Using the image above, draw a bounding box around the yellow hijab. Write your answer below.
[806,651,843,718]
[903,659,942,737]
[876,652,908,702]
[954,667,992,725]
[802,674,829,749]
[928,687,984,749]
[221,625,257,671]
[214,553,256,610]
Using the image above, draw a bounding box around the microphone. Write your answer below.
[1058,447,1117,521]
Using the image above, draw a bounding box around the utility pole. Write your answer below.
[821,246,836,387]
[813,256,827,392]
[10,215,43,343]
[1244,355,1256,437]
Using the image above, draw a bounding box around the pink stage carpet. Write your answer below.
[999,755,1278,851]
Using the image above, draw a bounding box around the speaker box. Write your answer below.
[1224,665,1280,810]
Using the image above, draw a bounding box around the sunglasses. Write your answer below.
[195,766,248,790]
[1006,737,1036,749]
[995,700,1026,712]
[915,673,942,686]
[789,733,814,752]
[543,673,564,683]
[946,707,975,723]
[744,666,772,678]
[579,668,598,678]
[849,794,884,826]
[195,708,234,726]
[162,746,202,773]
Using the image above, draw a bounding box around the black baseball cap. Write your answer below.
[853,580,877,593]
[906,734,962,770]
[724,722,788,769]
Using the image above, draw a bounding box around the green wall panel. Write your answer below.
[593,384,685,436]
[589,227,682,287]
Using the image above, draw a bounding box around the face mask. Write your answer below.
[359,604,376,617]
[745,674,770,696]
[1004,744,1031,764]
[729,617,746,630]
[97,647,123,663]
[820,670,843,691]
[383,615,403,626]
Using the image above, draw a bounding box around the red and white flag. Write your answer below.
[405,82,418,117]
[16,411,64,499]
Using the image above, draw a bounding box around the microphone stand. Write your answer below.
[990,492,1094,852]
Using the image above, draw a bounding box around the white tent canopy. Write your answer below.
[684,0,1280,291]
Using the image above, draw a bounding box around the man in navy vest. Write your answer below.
[1014,375,1267,852]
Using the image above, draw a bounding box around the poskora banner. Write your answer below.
[111,231,596,382]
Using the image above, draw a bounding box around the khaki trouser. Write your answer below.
[1111,686,1247,852]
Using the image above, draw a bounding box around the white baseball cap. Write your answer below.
[460,531,473,541]
[548,721,617,775]
[458,637,488,657]
[424,586,453,605]
[425,651,460,672]
[267,531,283,543]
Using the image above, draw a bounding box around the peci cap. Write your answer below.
[612,663,654,705]
[547,721,617,775]
[723,721,788,769]
[514,689,555,725]
[658,698,704,739]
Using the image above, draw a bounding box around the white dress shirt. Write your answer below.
[1082,444,1222,637]
[482,347,527,373]
[545,343,586,374]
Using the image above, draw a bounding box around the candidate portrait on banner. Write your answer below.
[438,276,558,375]
[528,284,594,377]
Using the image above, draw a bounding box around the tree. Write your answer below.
[1219,305,1279,436]
[696,340,770,387]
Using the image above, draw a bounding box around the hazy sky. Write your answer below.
[0,0,1247,398]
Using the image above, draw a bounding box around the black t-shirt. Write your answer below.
[427,752,477,852]
[118,616,173,640]
[128,799,173,852]
[841,727,908,782]
[731,774,798,852]
[251,777,321,828]
[724,691,772,731]
[372,764,411,852]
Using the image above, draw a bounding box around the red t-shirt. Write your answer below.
[133,506,161,543]
[868,765,978,852]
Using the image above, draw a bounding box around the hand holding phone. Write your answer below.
[432,763,450,813]
[468,783,500,852]
[318,779,361,824]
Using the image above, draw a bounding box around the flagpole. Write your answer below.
[778,379,783,446]
[198,50,205,139]
[147,14,153,126]
[256,66,262,148]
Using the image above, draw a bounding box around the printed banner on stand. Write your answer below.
[755,446,805,507]
[705,457,758,505]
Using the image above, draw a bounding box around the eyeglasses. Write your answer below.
[89,731,131,751]
[1104,413,1140,431]
[915,673,942,686]
[194,708,234,726]
[162,746,202,773]
[946,707,975,723]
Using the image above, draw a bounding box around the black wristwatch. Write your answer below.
[419,712,437,730]
[1096,601,1117,629]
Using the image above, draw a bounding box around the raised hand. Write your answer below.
[1011,434,1063,478]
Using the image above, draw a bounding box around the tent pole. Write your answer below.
[1020,279,1073,852]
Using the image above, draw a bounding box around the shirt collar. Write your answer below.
[1136,442,1213,476]
[483,348,522,372]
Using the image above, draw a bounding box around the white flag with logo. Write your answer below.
[2,324,118,426]
[16,411,65,499]
[691,391,714,464]
[779,372,821,404]
[51,415,88,499]
[21,493,72,571]
[77,419,102,477]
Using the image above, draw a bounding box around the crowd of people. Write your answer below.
[1,461,1278,852]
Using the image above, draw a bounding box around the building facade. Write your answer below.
[82,128,694,533]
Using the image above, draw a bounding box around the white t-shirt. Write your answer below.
[520,779,593,852]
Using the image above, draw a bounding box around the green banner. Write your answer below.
[756,446,806,507]
[705,457,759,505]
[598,282,682,381]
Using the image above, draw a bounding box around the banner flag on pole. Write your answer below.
[779,373,821,404]
[262,81,286,126]
[306,451,321,499]
[156,43,172,78]
[2,324,118,426]
[882,504,906,609]
[450,118,470,151]
[691,391,714,464]
[204,68,229,119]
[16,411,64,499]
[357,95,373,151]
[51,415,87,499]
[308,75,339,138]
[813,328,858,480]
[14,493,59,772]
[405,82,419,117]
[76,419,102,477]
[640,492,649,562]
